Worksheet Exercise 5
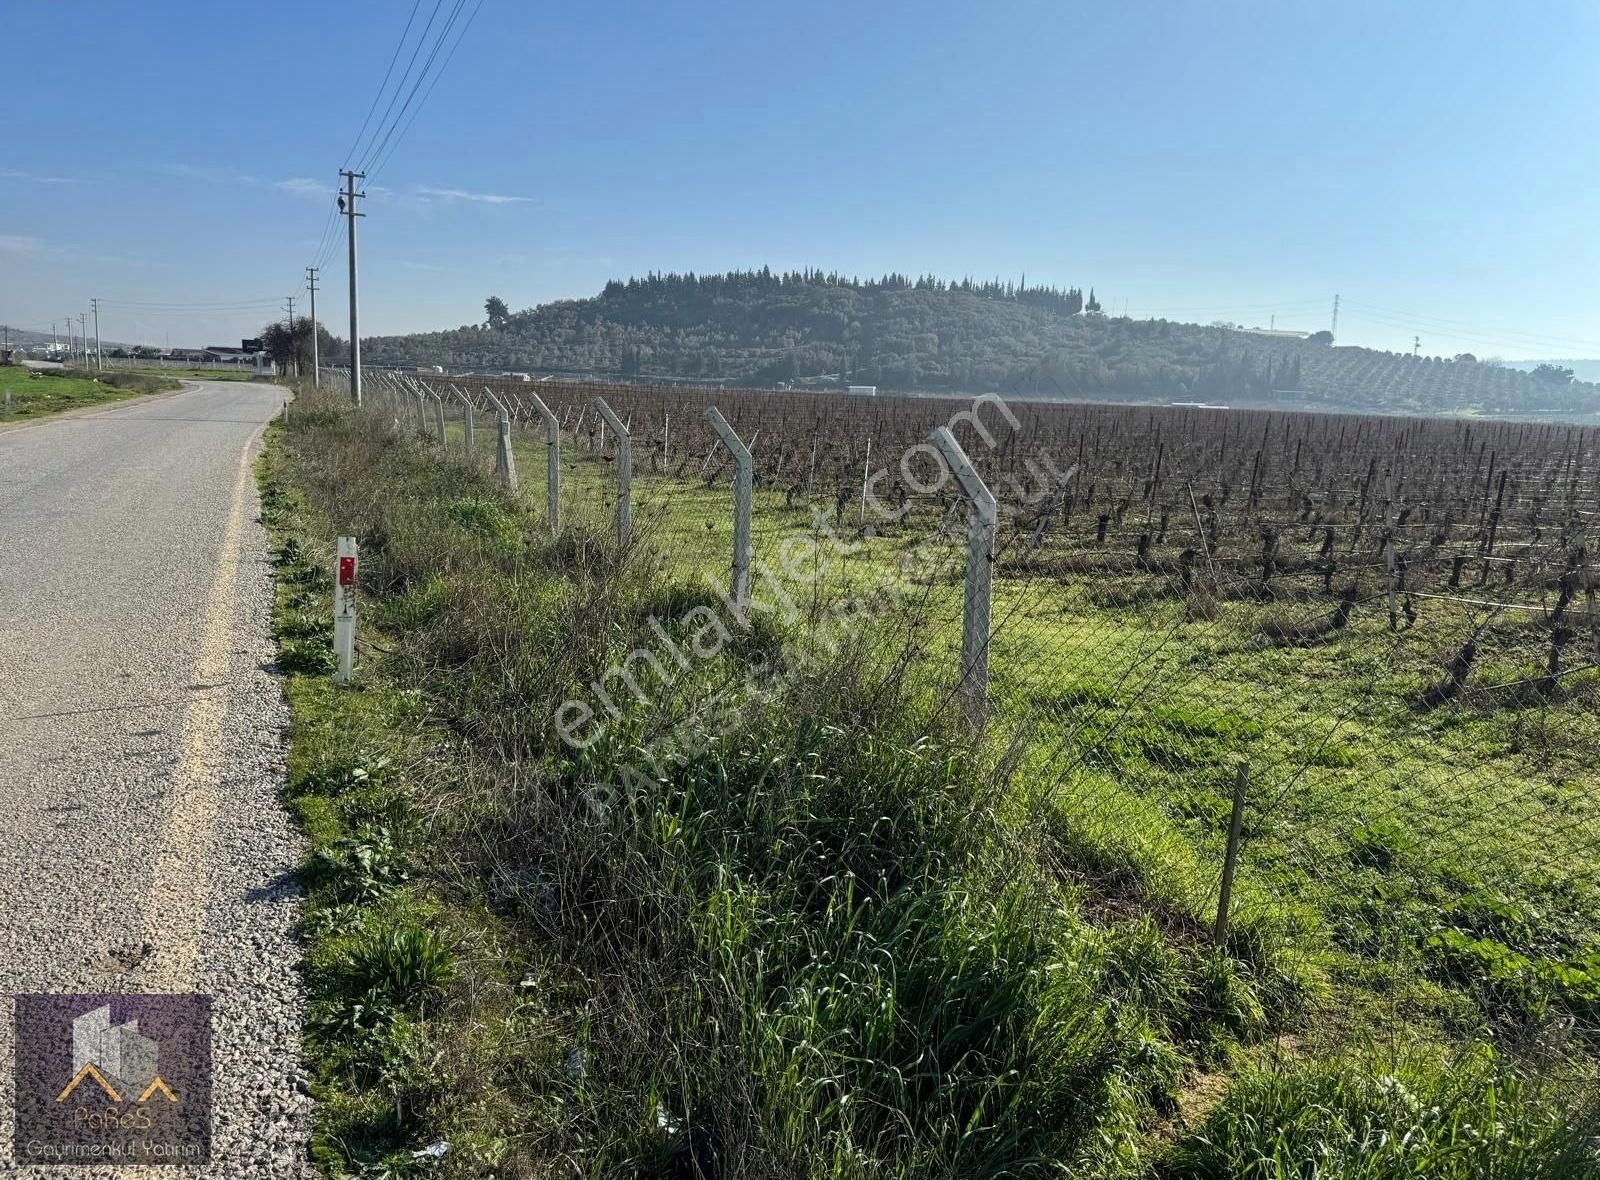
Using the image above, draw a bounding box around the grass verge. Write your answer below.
[262,390,1600,1178]
[0,365,181,421]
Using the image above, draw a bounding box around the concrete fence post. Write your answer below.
[527,391,561,534]
[706,406,753,610]
[432,392,446,447]
[480,387,518,488]
[497,412,518,490]
[592,397,632,549]
[449,385,475,459]
[928,426,996,731]
[333,536,358,685]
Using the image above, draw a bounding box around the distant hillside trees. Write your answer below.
[358,269,1600,416]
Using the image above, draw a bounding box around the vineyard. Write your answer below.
[390,371,1600,1001]
[315,366,1600,1169]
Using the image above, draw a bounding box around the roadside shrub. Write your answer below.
[343,920,455,1018]
[1161,1046,1600,1179]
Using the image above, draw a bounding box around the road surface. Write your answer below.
[0,380,308,1176]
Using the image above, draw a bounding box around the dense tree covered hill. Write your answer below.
[361,269,1600,416]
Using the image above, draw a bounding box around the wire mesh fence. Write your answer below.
[325,364,1600,1036]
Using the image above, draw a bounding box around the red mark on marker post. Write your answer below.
[338,556,357,586]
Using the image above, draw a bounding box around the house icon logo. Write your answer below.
[12,992,212,1164]
[56,1004,179,1105]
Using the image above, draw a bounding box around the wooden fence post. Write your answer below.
[1214,762,1249,947]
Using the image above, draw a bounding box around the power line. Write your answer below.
[366,0,486,183]
[354,0,449,176]
[1343,301,1600,355]
[313,198,348,273]
[341,0,426,170]
[96,298,282,311]
[1342,309,1600,358]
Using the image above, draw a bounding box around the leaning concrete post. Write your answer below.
[448,385,475,459]
[527,391,561,534]
[432,392,447,446]
[706,406,753,610]
[929,426,996,731]
[592,397,632,549]
[497,412,518,490]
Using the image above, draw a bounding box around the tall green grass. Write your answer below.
[262,392,1600,1178]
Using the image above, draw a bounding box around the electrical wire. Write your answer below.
[365,0,486,184]
[360,0,478,182]
[354,0,450,176]
[341,0,426,170]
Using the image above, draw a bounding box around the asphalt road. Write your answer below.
[0,381,309,1176]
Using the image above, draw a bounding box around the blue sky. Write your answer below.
[3,0,1599,359]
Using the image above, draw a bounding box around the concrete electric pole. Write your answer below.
[284,296,297,379]
[339,169,365,406]
[90,298,101,369]
[306,266,320,389]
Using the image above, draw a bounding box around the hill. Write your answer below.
[361,270,1600,417]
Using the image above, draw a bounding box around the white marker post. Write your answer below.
[333,536,358,684]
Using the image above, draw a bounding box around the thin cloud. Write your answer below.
[413,185,531,205]
[0,235,44,255]
[275,177,332,200]
[163,163,259,185]
[0,169,76,184]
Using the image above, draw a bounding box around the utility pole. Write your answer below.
[77,314,87,366]
[283,295,297,379]
[90,298,101,369]
[306,266,320,388]
[1330,293,1340,344]
[339,169,365,405]
[64,316,72,365]
[1413,335,1421,358]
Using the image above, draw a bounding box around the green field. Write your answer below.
[266,393,1600,1178]
[0,366,182,422]
[518,430,1600,1031]
[101,365,261,382]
